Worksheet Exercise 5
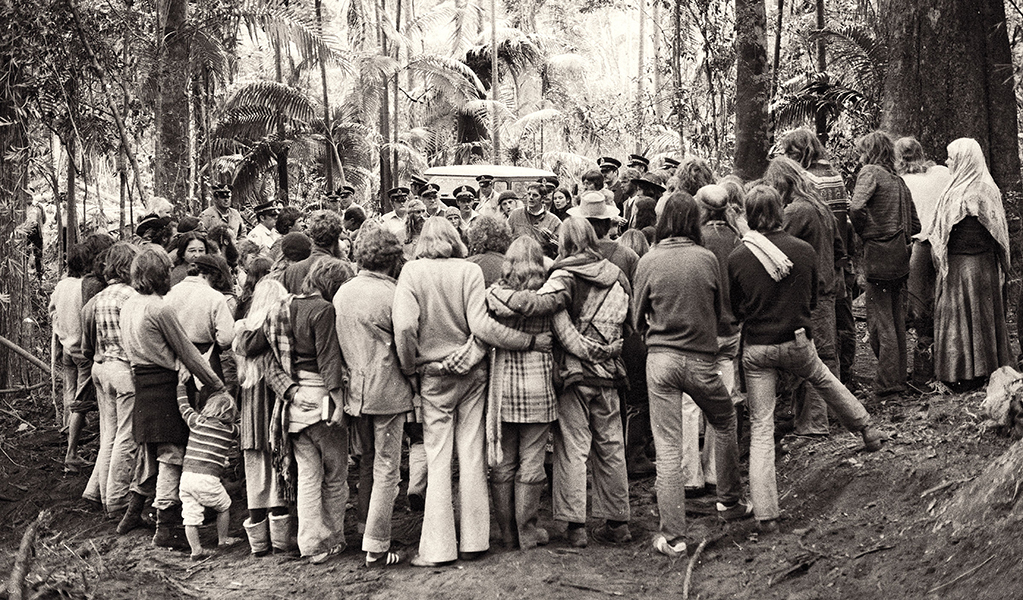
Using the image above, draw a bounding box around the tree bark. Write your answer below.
[0,77,29,389]
[880,0,1021,195]
[154,0,190,206]
[316,0,334,193]
[734,0,771,180]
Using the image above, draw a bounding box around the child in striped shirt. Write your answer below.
[177,385,242,559]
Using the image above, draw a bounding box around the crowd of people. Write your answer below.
[47,129,1013,567]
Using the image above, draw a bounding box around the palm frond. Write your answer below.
[504,108,563,141]
[232,137,285,201]
[810,27,887,99]
[458,99,516,127]
[406,54,487,102]
[240,1,355,77]
[770,72,870,131]
[185,24,230,85]
[223,81,319,124]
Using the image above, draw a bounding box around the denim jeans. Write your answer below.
[553,384,630,524]
[359,413,405,554]
[292,421,349,557]
[794,295,836,435]
[646,350,741,542]
[84,360,137,512]
[681,333,742,488]
[419,364,490,562]
[865,279,908,393]
[153,444,183,510]
[743,337,871,520]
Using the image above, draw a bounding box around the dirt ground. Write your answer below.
[3,323,1023,600]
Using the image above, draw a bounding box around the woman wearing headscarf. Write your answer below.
[929,138,1012,388]
[850,131,920,396]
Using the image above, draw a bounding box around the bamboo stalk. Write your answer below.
[0,335,52,375]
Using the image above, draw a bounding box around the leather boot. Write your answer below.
[626,404,656,478]
[116,491,148,535]
[153,505,188,550]
[514,480,549,550]
[269,513,297,554]
[243,517,271,557]
[490,481,517,549]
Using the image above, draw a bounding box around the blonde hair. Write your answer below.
[234,278,288,389]
[202,390,237,424]
[501,237,547,291]
[558,217,601,261]
[414,216,467,259]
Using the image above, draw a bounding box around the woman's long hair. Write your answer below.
[894,136,934,175]
[763,156,833,226]
[234,278,288,389]
[414,216,468,259]
[857,130,896,173]
[557,217,602,261]
[501,237,547,291]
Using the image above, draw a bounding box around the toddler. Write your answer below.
[177,385,242,559]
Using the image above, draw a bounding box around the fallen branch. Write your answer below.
[927,556,994,594]
[0,382,48,394]
[6,510,51,600]
[0,335,51,375]
[558,581,624,596]
[853,544,894,559]
[682,538,708,600]
[920,477,974,498]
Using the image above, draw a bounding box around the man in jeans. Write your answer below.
[728,186,884,531]
[633,192,751,559]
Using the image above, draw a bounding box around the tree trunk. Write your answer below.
[814,0,828,144]
[316,0,334,193]
[0,82,29,388]
[734,0,771,180]
[490,0,500,164]
[377,0,392,209]
[880,0,1021,195]
[66,135,78,248]
[673,0,685,150]
[153,0,190,207]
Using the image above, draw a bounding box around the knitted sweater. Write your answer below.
[177,385,236,477]
[633,237,723,358]
[728,230,818,345]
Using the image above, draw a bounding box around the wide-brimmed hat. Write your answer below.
[567,191,620,219]
[632,172,666,195]
[135,213,173,238]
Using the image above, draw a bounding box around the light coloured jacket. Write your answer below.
[392,257,534,374]
[333,271,414,416]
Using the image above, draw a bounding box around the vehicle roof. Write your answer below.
[424,164,556,179]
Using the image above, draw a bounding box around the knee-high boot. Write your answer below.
[514,480,549,550]
[490,481,517,549]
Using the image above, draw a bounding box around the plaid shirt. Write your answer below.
[83,282,137,363]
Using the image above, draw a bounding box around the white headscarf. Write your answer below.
[928,138,1010,282]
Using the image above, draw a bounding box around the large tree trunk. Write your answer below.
[734,0,771,180]
[0,84,30,388]
[153,0,190,206]
[880,0,1021,195]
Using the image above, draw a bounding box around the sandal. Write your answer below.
[653,535,687,558]
[366,551,403,568]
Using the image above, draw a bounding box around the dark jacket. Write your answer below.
[700,221,741,335]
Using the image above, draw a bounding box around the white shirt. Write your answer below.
[380,211,406,239]
[246,223,280,252]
